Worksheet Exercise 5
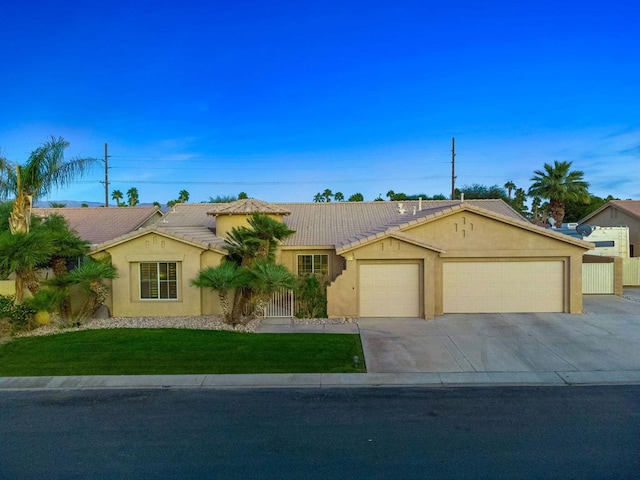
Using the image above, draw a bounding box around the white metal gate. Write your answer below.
[262,289,295,317]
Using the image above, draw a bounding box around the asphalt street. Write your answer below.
[1,386,639,479]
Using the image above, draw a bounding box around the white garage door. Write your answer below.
[359,263,420,317]
[443,261,564,313]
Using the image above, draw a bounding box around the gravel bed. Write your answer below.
[16,315,356,338]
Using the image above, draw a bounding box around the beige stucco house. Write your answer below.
[579,200,640,258]
[89,198,592,319]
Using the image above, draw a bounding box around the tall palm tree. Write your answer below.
[504,181,516,200]
[322,189,333,202]
[111,189,123,206]
[0,136,97,233]
[528,160,590,226]
[178,189,189,203]
[312,193,324,203]
[126,187,139,206]
[334,192,344,202]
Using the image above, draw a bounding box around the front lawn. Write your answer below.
[0,329,366,376]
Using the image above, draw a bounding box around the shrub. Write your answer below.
[0,294,36,333]
[295,275,328,318]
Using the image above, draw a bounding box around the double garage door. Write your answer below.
[358,261,566,317]
[443,261,565,313]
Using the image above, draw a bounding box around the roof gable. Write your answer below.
[580,200,640,224]
[32,206,162,245]
[90,225,226,254]
[337,203,593,253]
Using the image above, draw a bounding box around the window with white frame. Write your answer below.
[140,262,178,300]
[297,254,329,276]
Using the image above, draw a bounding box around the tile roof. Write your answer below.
[90,225,226,254]
[158,199,527,247]
[211,199,291,216]
[32,206,162,245]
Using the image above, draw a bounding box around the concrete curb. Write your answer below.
[2,370,640,391]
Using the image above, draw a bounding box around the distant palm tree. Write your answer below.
[386,190,395,200]
[48,202,67,208]
[334,192,344,202]
[111,189,123,207]
[178,189,189,203]
[348,193,364,202]
[504,181,516,200]
[238,192,248,199]
[322,189,333,202]
[126,187,139,206]
[313,193,324,203]
[0,136,97,234]
[528,160,590,226]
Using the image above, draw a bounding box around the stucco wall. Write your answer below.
[328,211,588,318]
[216,213,285,239]
[93,233,223,317]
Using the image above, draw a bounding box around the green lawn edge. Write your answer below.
[0,329,366,376]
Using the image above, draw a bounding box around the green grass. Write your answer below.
[0,329,366,376]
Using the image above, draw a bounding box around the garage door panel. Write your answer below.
[443,261,564,313]
[359,264,420,317]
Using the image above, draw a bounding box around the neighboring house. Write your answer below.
[579,200,640,257]
[90,198,592,319]
[32,206,163,246]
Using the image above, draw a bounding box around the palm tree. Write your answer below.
[49,202,67,208]
[238,192,248,199]
[334,192,344,202]
[246,212,295,262]
[0,229,54,304]
[504,181,516,200]
[35,214,90,317]
[58,257,117,322]
[528,160,590,226]
[191,262,248,324]
[348,193,364,202]
[247,261,296,316]
[126,187,139,206]
[178,189,189,203]
[111,189,124,206]
[0,136,97,234]
[322,189,333,202]
[313,193,324,203]
[386,190,396,200]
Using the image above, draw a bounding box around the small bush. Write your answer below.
[295,275,328,318]
[0,295,36,333]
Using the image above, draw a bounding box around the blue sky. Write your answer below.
[1,0,639,205]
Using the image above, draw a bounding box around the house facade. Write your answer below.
[579,200,640,258]
[89,198,592,319]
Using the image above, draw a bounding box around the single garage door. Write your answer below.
[359,263,420,317]
[443,261,564,313]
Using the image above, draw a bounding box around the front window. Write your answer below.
[140,262,178,300]
[297,254,329,276]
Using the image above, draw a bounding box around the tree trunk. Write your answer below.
[548,199,565,227]
[9,192,32,234]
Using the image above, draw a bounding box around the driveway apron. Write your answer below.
[358,294,640,374]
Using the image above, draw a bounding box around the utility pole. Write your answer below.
[104,143,110,207]
[451,137,456,200]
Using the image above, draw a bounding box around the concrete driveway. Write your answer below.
[358,291,640,380]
